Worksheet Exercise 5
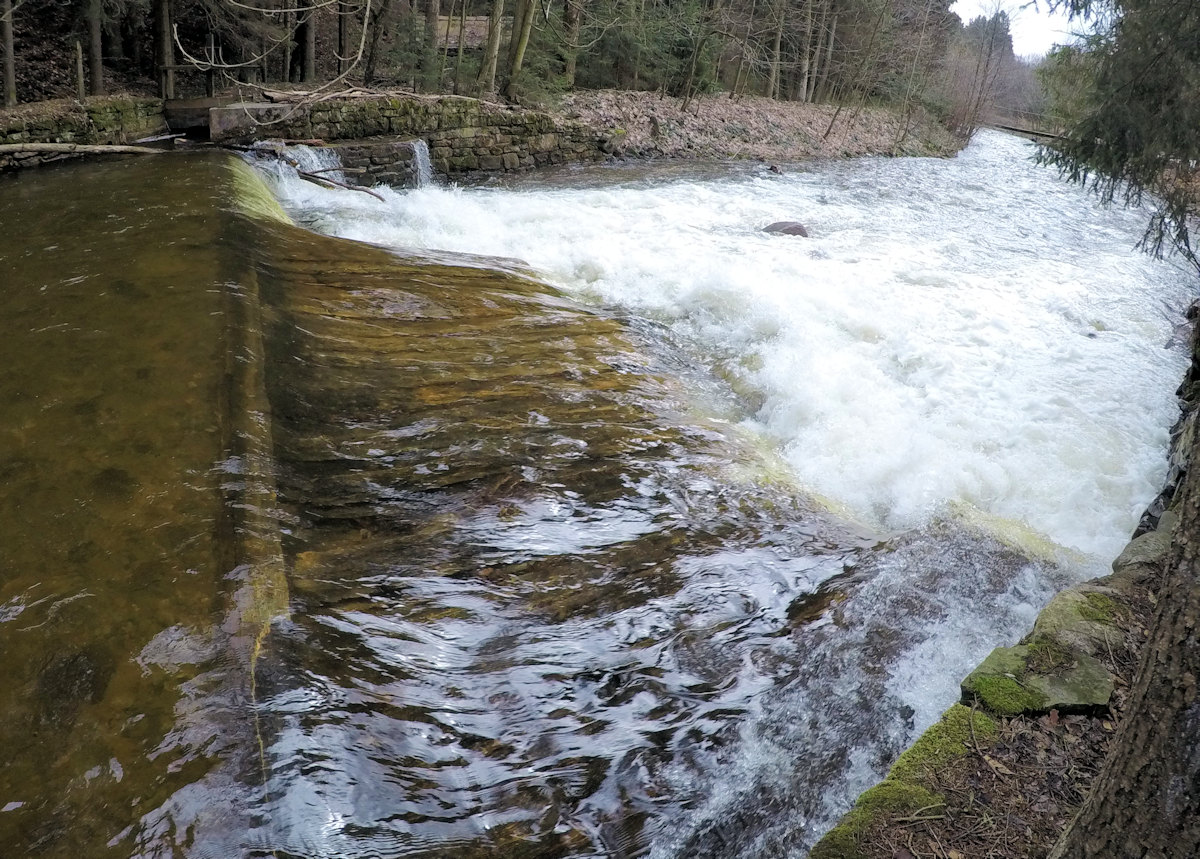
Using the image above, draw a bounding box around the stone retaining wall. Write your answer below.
[210,96,609,179]
[0,97,166,171]
[326,140,426,188]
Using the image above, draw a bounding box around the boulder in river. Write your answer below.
[763,221,809,237]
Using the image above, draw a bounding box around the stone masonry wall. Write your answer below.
[326,140,425,188]
[209,96,610,179]
[0,97,166,171]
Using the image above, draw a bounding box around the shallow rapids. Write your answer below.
[250,130,1196,856]
[0,131,1193,859]
[267,131,1195,563]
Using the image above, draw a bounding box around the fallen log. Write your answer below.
[0,142,165,156]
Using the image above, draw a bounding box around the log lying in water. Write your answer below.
[0,142,165,156]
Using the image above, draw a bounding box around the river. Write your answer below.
[0,131,1193,858]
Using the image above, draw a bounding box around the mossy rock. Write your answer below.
[1111,511,1175,578]
[961,648,1048,716]
[961,641,1113,716]
[1030,587,1127,656]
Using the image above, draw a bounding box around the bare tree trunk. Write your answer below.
[729,0,755,98]
[439,0,454,89]
[87,0,104,96]
[504,0,535,99]
[476,0,506,95]
[154,0,173,97]
[2,0,15,108]
[823,1,885,139]
[363,0,393,86]
[506,0,527,72]
[281,1,294,81]
[893,0,933,149]
[453,0,466,92]
[338,0,348,74]
[794,0,813,103]
[766,0,783,100]
[301,10,316,81]
[562,0,582,88]
[1049,464,1200,858]
[806,0,825,102]
[421,0,441,90]
[815,10,834,100]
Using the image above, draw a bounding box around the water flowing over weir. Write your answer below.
[0,133,1195,858]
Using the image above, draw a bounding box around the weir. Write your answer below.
[0,132,1195,858]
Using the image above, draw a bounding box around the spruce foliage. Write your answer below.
[1039,0,1200,265]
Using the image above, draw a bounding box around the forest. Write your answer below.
[0,0,1060,139]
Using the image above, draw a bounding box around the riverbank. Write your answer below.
[555,89,962,161]
[0,87,962,175]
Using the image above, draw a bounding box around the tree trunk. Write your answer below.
[796,0,813,103]
[506,0,527,73]
[74,40,85,99]
[87,0,104,96]
[807,0,829,102]
[421,0,441,91]
[562,0,582,88]
[337,0,348,74]
[816,10,834,101]
[302,10,316,82]
[766,0,783,100]
[281,1,294,82]
[439,0,454,89]
[1049,469,1200,857]
[503,0,535,100]
[154,0,172,98]
[363,0,393,86]
[2,0,15,108]
[453,0,466,92]
[476,0,506,95]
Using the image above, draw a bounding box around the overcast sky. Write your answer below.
[950,0,1078,58]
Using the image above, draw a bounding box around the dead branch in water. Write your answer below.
[296,169,385,201]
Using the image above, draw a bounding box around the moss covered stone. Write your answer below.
[964,672,1048,716]
[1078,592,1119,623]
[1030,589,1124,657]
[1025,634,1074,672]
[961,638,1113,716]
[811,705,993,859]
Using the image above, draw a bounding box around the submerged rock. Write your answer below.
[764,221,809,237]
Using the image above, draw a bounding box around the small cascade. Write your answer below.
[410,137,434,187]
[286,142,344,178]
[244,142,347,187]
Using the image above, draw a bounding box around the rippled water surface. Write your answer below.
[0,133,1194,858]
